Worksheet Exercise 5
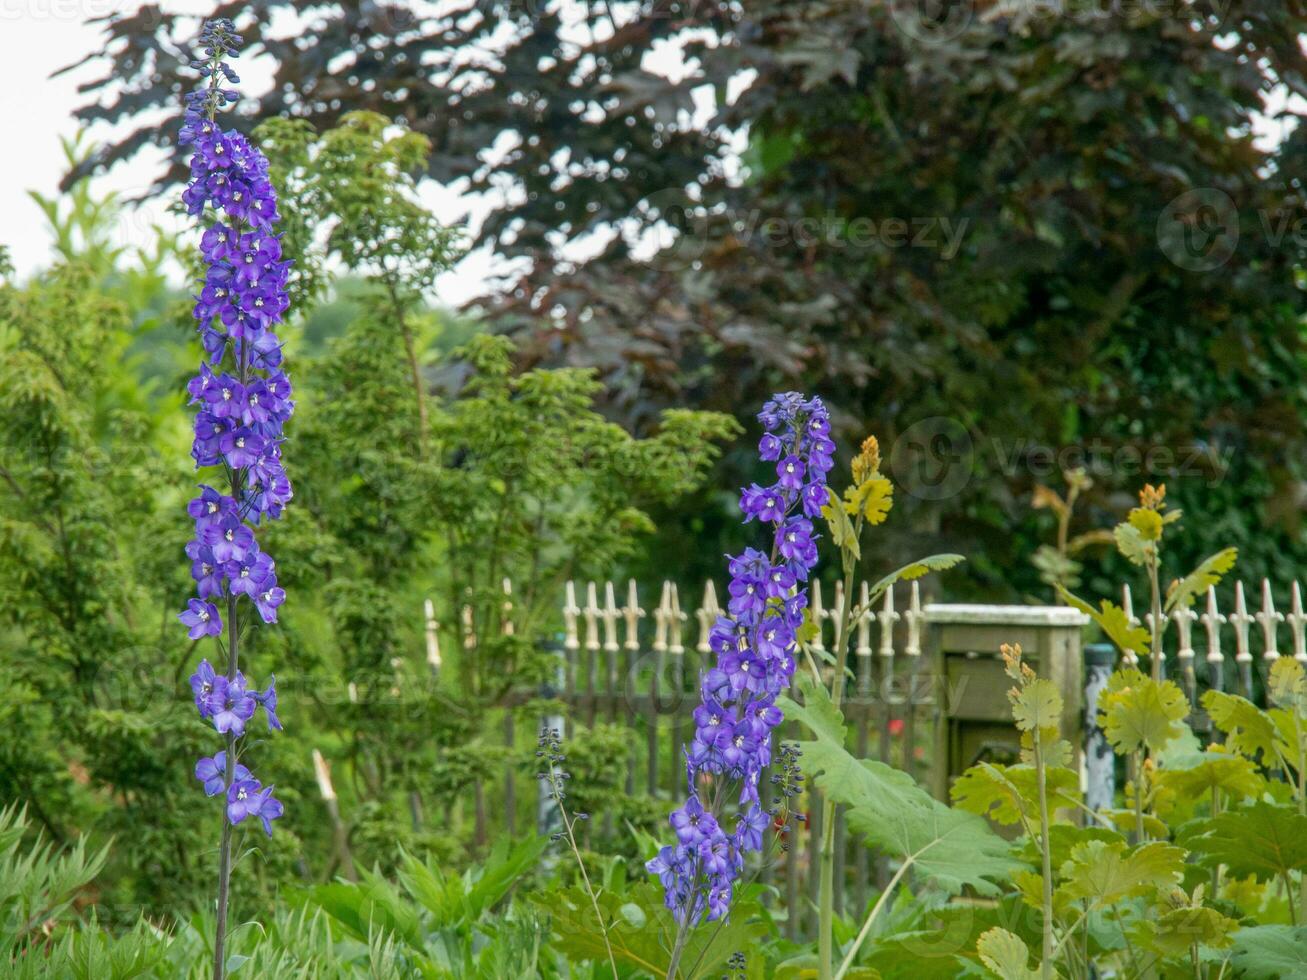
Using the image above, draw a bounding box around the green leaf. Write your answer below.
[782,675,1018,895]
[1056,839,1184,907]
[1163,547,1238,613]
[1098,668,1188,755]
[1155,750,1265,803]
[1131,905,1238,958]
[866,554,966,602]
[1184,801,1307,882]
[1201,691,1278,762]
[1056,588,1150,656]
[1229,925,1307,978]
[976,928,1040,980]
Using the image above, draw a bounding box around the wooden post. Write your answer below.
[669,583,687,801]
[1083,644,1115,813]
[423,598,441,675]
[563,581,580,740]
[902,582,924,782]
[313,749,357,882]
[877,586,900,767]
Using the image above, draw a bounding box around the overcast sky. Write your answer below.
[0,2,511,303]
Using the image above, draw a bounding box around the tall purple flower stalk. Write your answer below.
[648,393,833,945]
[177,19,292,979]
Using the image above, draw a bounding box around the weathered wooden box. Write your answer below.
[925,604,1089,801]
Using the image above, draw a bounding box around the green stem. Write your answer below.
[834,853,916,980]
[1111,905,1142,978]
[1296,723,1306,924]
[1132,750,1145,844]
[818,540,860,980]
[1036,734,1053,979]
[1147,556,1163,682]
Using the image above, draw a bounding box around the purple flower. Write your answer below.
[253,676,282,731]
[671,796,719,845]
[195,751,250,796]
[777,517,817,568]
[190,659,225,716]
[226,551,274,598]
[188,485,237,527]
[740,484,784,524]
[253,584,286,623]
[226,777,283,835]
[180,599,222,640]
[776,455,805,490]
[203,517,255,564]
[212,673,257,736]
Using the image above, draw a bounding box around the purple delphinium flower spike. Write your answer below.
[180,23,293,975]
[647,393,833,927]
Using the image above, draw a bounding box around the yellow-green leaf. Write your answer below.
[1267,656,1307,712]
[821,487,860,561]
[1201,690,1277,762]
[1163,547,1238,613]
[1057,839,1184,907]
[951,762,1081,829]
[1113,521,1150,566]
[1058,588,1150,656]
[866,554,966,602]
[1133,906,1238,958]
[1011,678,1062,733]
[1098,668,1188,755]
[976,928,1040,980]
[1127,507,1165,542]
[1156,750,1265,804]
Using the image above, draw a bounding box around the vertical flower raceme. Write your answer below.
[178,19,290,976]
[648,393,833,927]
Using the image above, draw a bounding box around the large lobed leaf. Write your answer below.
[782,675,1019,896]
[1097,668,1188,756]
[1182,801,1307,883]
[1229,925,1307,978]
